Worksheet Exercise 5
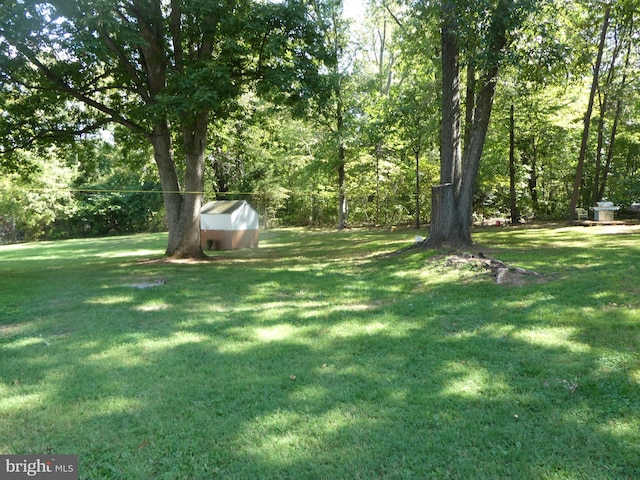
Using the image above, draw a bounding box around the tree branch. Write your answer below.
[0,119,113,154]
[383,1,403,29]
[15,45,146,136]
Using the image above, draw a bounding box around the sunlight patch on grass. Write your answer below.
[87,344,149,367]
[248,301,319,321]
[511,327,590,353]
[362,320,387,334]
[0,392,43,413]
[100,249,161,258]
[477,323,517,338]
[77,396,143,417]
[2,336,45,350]
[255,324,298,342]
[87,294,133,305]
[440,362,502,399]
[243,411,314,466]
[135,300,171,312]
[327,319,408,339]
[289,384,329,404]
[88,331,206,364]
[243,406,376,468]
[331,303,382,313]
[598,419,639,441]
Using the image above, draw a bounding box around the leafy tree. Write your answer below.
[423,0,538,247]
[0,0,326,258]
[571,0,638,211]
[288,0,358,229]
[0,149,75,242]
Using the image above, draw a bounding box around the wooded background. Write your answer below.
[1,0,638,244]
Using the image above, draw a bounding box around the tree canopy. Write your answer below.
[0,0,329,256]
[1,0,639,246]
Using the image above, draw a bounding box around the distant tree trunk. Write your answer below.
[592,93,608,205]
[414,147,421,229]
[375,144,381,225]
[598,30,632,202]
[509,104,519,224]
[527,138,540,212]
[569,5,610,218]
[598,97,621,201]
[337,144,347,229]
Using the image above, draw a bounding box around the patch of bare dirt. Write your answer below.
[429,250,546,286]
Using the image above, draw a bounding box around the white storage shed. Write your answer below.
[200,200,259,250]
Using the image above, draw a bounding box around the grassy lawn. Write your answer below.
[1,225,639,479]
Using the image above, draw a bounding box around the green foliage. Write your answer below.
[2,0,640,233]
[0,137,165,242]
[0,149,76,242]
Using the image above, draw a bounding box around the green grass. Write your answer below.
[1,225,639,479]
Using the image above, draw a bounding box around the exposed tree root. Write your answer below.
[430,250,545,285]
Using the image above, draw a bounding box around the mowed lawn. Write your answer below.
[1,225,639,479]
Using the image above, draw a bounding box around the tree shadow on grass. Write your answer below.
[1,230,639,479]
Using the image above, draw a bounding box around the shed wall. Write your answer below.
[201,229,259,250]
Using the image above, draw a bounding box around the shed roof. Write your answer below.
[201,200,248,215]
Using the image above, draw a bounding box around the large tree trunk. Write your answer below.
[149,117,206,259]
[456,67,500,240]
[438,1,461,190]
[425,0,508,249]
[428,183,455,240]
[175,113,208,259]
[424,0,461,248]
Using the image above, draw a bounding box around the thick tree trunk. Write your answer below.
[439,2,462,189]
[149,118,206,259]
[425,1,461,248]
[174,113,207,259]
[426,0,506,249]
[455,67,501,243]
[149,123,182,254]
[426,183,457,246]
